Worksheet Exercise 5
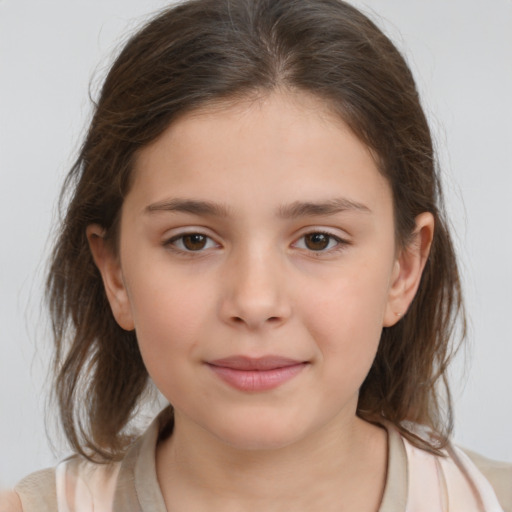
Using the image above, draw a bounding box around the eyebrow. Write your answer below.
[278,198,371,218]
[145,198,231,217]
[144,197,371,218]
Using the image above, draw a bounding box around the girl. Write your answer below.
[2,0,511,510]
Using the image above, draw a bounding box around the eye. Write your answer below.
[294,232,343,252]
[167,233,218,252]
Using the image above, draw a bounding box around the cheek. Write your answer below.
[125,275,213,366]
[127,282,213,405]
[299,260,392,370]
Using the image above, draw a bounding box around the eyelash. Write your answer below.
[163,230,349,255]
[292,231,348,253]
[165,232,219,253]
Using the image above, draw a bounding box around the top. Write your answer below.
[14,413,512,512]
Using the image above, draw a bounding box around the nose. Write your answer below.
[219,247,291,330]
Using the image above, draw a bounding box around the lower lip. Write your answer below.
[208,363,307,392]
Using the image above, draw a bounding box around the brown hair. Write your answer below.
[47,0,465,460]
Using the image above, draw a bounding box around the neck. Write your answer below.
[156,412,387,512]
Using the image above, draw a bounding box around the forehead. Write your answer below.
[129,90,391,216]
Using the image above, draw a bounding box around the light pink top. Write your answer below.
[14,414,512,512]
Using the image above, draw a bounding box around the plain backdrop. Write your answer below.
[1,0,511,488]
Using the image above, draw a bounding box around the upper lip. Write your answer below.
[207,356,305,371]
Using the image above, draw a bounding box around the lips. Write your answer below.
[207,356,308,392]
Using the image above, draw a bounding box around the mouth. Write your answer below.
[206,356,309,392]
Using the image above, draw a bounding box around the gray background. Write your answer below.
[1,0,511,488]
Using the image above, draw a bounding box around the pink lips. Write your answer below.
[207,356,308,392]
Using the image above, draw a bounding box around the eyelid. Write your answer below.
[291,228,351,252]
[163,228,221,253]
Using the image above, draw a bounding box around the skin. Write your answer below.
[0,491,22,512]
[88,91,433,511]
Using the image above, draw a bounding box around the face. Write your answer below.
[91,91,427,451]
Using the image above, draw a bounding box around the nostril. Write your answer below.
[230,315,281,327]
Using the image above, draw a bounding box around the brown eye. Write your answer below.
[304,233,331,251]
[167,233,217,252]
[182,234,208,251]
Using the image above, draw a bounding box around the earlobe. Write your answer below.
[86,224,135,331]
[383,212,434,327]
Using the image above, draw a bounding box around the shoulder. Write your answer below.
[9,456,122,512]
[8,468,57,512]
[462,448,512,512]
[0,490,23,512]
[395,425,510,511]
[5,411,166,512]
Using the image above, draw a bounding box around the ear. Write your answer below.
[383,212,434,327]
[86,224,135,331]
